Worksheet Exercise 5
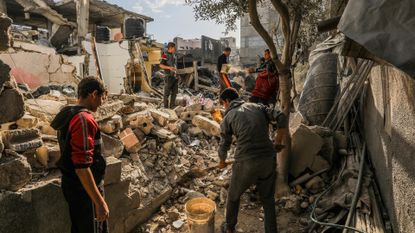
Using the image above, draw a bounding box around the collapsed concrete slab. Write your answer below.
[102,133,124,158]
[0,88,25,124]
[2,128,43,152]
[151,126,176,140]
[94,100,124,122]
[104,156,122,185]
[0,150,32,191]
[290,124,323,177]
[16,114,39,129]
[25,99,64,122]
[192,115,221,137]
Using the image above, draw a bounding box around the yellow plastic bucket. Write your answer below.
[185,197,216,233]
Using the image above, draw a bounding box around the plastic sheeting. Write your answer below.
[338,0,415,78]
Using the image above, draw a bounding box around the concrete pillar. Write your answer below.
[0,0,7,15]
[76,0,89,54]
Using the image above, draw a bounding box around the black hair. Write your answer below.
[167,42,176,49]
[77,77,106,99]
[264,49,270,54]
[220,88,239,102]
[224,47,231,52]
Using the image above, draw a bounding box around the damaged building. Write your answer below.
[0,0,415,233]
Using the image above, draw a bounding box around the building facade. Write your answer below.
[240,1,280,66]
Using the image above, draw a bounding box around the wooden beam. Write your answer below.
[193,61,199,91]
[76,0,89,54]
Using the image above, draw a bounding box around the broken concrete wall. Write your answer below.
[0,45,77,89]
[363,65,415,233]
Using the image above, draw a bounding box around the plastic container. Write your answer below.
[185,197,216,233]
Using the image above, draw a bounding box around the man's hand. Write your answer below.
[218,160,228,169]
[95,200,109,222]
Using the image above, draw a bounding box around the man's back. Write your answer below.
[220,100,276,161]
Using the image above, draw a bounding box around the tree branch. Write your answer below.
[247,0,279,61]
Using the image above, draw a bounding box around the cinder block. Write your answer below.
[104,156,122,185]
[118,128,140,153]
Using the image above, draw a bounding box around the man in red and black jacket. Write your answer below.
[51,77,109,233]
[160,42,178,109]
[249,49,279,106]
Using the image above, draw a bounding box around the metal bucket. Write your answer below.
[185,197,216,233]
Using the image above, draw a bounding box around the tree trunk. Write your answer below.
[248,0,293,197]
[275,72,292,197]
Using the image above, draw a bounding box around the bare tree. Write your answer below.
[187,0,325,196]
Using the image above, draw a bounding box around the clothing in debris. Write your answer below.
[51,106,108,233]
[161,52,178,108]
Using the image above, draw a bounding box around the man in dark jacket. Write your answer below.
[217,47,232,92]
[51,77,109,233]
[160,42,178,108]
[218,88,287,233]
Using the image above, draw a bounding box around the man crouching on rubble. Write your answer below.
[51,77,109,233]
[218,88,287,233]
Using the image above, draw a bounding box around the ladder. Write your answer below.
[133,41,151,85]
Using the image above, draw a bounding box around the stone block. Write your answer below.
[47,145,61,168]
[105,156,122,185]
[2,128,43,152]
[0,88,25,124]
[25,99,64,122]
[126,110,154,135]
[37,121,57,136]
[120,102,148,114]
[180,111,198,121]
[35,146,49,167]
[309,155,330,173]
[93,100,124,122]
[305,176,324,193]
[188,127,203,137]
[161,108,179,121]
[119,128,140,153]
[124,188,173,233]
[186,103,202,112]
[99,114,123,134]
[16,114,39,129]
[290,124,323,177]
[174,105,185,116]
[167,120,186,135]
[151,126,176,140]
[0,150,32,191]
[149,109,170,126]
[102,133,124,158]
[192,115,221,137]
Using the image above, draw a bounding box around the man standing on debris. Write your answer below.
[217,47,232,92]
[249,49,279,106]
[51,77,109,233]
[218,88,287,233]
[160,42,178,108]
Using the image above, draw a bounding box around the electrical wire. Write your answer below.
[309,155,366,233]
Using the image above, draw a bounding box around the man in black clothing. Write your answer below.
[217,47,232,92]
[160,42,178,108]
[218,88,287,233]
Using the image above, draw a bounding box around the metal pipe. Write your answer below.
[342,142,367,233]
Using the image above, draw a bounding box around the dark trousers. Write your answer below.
[225,156,277,233]
[62,177,109,233]
[164,76,178,108]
